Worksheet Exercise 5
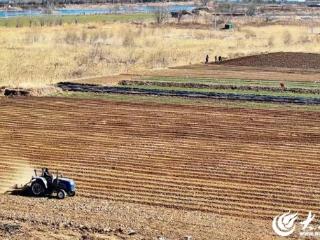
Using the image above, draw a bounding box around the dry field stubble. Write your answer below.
[1,22,320,88]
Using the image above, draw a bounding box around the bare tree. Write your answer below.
[154,4,169,24]
[199,0,210,7]
[246,3,257,16]
[177,12,183,23]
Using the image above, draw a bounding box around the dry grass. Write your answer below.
[0,22,320,87]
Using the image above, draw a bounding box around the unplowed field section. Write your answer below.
[71,64,320,85]
[147,65,320,82]
[0,97,319,220]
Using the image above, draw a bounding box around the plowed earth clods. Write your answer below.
[221,52,320,69]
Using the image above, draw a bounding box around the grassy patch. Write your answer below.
[0,13,153,27]
[51,91,320,112]
[141,76,320,89]
[118,84,320,98]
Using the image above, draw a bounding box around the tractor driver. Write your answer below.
[43,168,53,184]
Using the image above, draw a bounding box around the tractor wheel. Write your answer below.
[57,189,66,200]
[68,191,76,197]
[31,182,45,197]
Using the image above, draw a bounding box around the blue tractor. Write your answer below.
[29,168,76,199]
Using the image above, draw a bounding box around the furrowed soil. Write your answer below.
[221,52,320,69]
[0,97,319,239]
[0,195,277,240]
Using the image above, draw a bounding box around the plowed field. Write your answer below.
[222,52,320,69]
[0,97,319,221]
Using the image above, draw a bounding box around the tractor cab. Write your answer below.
[31,168,76,199]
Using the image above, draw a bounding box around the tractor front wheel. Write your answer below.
[31,182,45,197]
[68,191,76,197]
[57,189,66,199]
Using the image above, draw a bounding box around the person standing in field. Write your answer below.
[205,55,209,64]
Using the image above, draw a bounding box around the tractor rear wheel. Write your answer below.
[57,189,66,199]
[31,182,45,196]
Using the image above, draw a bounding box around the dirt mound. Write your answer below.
[221,52,320,69]
[4,89,30,97]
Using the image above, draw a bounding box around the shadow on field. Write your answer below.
[5,187,33,197]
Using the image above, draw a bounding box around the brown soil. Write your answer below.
[0,195,277,240]
[0,98,319,222]
[140,66,320,82]
[71,64,320,87]
[221,52,320,70]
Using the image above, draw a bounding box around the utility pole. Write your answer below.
[213,0,217,30]
[215,13,217,29]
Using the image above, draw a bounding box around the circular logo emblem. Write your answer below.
[272,211,298,237]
